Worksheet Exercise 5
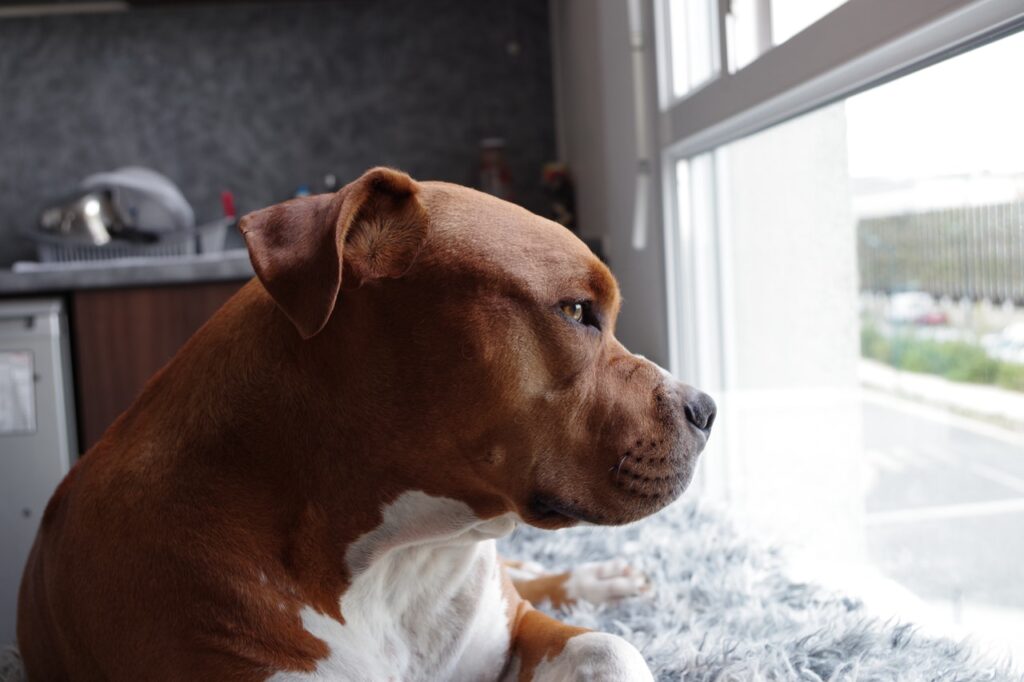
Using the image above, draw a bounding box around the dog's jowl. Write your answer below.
[17,168,715,681]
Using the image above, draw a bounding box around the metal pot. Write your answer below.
[38,190,125,246]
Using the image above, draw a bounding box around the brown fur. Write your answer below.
[17,168,709,680]
[515,574,572,610]
[512,610,589,682]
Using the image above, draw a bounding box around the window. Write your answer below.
[668,0,850,82]
[663,0,719,99]
[770,0,847,45]
[657,0,1024,668]
[724,0,769,71]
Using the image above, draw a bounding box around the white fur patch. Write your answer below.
[266,491,517,682]
[529,632,654,681]
[564,559,648,604]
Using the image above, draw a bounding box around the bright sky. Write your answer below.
[771,0,846,45]
[844,29,1024,181]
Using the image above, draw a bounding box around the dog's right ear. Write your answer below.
[239,168,428,339]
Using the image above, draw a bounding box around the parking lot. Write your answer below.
[862,391,1024,661]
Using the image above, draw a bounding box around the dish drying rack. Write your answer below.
[30,218,233,264]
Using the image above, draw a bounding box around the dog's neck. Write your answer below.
[344,490,517,577]
[118,281,512,616]
[139,283,381,466]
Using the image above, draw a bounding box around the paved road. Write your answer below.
[862,395,1024,609]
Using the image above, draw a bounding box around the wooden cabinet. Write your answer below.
[70,281,244,453]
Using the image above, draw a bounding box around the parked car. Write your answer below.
[982,322,1024,364]
[887,291,949,326]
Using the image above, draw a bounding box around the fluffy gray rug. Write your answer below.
[499,501,1021,681]
[2,501,1019,681]
[0,649,19,682]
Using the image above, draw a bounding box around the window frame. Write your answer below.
[652,0,1024,499]
[655,0,1024,377]
[658,0,1024,159]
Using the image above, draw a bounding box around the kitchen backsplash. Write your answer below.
[0,0,555,265]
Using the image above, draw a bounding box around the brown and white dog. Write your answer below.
[17,168,715,681]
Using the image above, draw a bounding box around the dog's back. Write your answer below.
[16,283,328,681]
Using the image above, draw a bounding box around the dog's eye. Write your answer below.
[560,302,584,323]
[559,301,601,330]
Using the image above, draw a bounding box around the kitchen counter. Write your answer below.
[0,250,254,295]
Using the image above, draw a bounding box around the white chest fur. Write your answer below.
[267,491,517,682]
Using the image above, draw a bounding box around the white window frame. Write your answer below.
[654,0,1024,382]
[650,0,1024,500]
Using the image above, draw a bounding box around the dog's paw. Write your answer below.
[565,559,649,605]
[532,632,654,682]
[503,559,549,581]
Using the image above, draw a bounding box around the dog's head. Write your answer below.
[241,167,714,527]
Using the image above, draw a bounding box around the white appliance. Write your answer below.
[0,299,77,645]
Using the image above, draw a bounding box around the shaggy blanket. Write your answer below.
[2,501,1019,681]
[499,502,1021,681]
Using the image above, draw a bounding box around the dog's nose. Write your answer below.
[683,392,717,434]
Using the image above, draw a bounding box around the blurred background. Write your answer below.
[1,0,1023,670]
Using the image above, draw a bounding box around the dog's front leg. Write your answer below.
[502,564,653,682]
[506,607,653,682]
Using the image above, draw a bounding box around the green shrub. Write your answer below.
[996,363,1024,392]
[861,324,1012,390]
[860,324,890,362]
[897,339,946,374]
[882,334,920,368]
[941,344,1000,384]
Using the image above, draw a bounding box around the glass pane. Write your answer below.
[771,0,847,45]
[674,153,723,384]
[683,29,1024,667]
[667,0,719,98]
[726,0,770,71]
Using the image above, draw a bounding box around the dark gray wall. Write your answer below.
[0,0,555,264]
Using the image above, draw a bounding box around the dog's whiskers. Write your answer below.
[611,453,630,482]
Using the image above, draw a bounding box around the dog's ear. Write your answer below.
[239,167,428,339]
